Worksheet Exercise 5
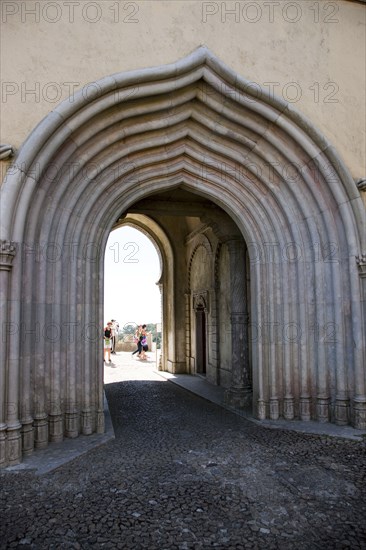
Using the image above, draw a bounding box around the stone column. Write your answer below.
[354,252,366,429]
[0,241,18,467]
[159,283,164,371]
[184,291,191,373]
[224,239,251,409]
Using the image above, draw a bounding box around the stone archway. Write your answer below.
[113,214,176,375]
[1,47,365,467]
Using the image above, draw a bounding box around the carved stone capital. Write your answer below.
[0,240,17,271]
[356,178,366,192]
[356,253,366,277]
[193,291,208,311]
[0,144,15,160]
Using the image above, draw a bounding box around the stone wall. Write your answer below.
[0,29,365,468]
[1,0,365,180]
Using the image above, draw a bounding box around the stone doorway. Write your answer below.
[1,47,365,468]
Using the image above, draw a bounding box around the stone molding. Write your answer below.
[356,253,366,277]
[192,291,208,311]
[0,240,17,270]
[0,144,15,160]
[356,178,366,192]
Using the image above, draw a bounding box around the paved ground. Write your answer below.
[1,353,366,549]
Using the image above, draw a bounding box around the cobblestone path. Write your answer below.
[1,362,366,549]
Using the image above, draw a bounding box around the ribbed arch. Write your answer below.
[1,46,365,467]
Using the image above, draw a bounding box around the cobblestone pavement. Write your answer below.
[1,355,366,549]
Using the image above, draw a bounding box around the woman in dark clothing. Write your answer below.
[104,322,113,363]
[132,325,143,357]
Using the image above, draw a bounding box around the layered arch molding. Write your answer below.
[0,46,365,467]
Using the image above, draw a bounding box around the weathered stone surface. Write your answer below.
[1,363,365,549]
[0,49,365,468]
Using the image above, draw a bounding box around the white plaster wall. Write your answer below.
[1,0,365,178]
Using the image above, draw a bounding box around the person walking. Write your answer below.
[132,325,143,357]
[110,320,118,354]
[104,322,113,364]
[139,325,148,360]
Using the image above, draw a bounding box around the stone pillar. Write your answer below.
[0,240,20,466]
[354,252,366,429]
[184,291,191,373]
[224,240,251,409]
[158,282,164,371]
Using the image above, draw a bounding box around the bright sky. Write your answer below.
[104,226,162,330]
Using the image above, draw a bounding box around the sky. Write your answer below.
[104,226,162,330]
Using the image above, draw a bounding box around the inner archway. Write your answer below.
[122,187,250,399]
[1,47,365,468]
[104,225,162,331]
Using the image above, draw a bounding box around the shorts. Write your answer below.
[104,338,112,349]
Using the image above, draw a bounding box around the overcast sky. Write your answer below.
[104,226,162,330]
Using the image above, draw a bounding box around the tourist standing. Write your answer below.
[104,322,113,363]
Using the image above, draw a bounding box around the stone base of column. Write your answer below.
[96,410,105,434]
[335,398,349,426]
[49,414,63,442]
[353,397,366,429]
[7,424,22,466]
[283,397,295,420]
[257,399,266,420]
[299,396,311,421]
[0,424,8,468]
[21,418,34,456]
[317,397,330,423]
[269,397,279,420]
[65,412,79,438]
[158,354,163,371]
[81,409,93,435]
[224,387,252,410]
[34,414,49,449]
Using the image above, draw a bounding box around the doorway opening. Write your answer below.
[104,225,162,359]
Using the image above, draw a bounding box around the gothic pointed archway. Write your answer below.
[1,47,365,467]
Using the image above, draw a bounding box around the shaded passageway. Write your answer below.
[1,358,365,549]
